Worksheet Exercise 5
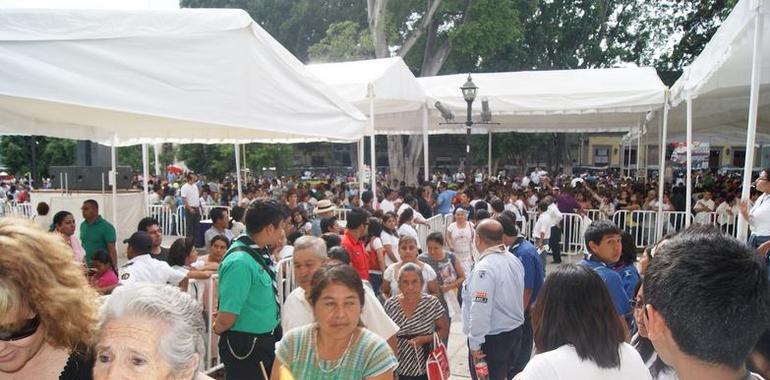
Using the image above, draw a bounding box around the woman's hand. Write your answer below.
[409,335,433,347]
[758,241,770,257]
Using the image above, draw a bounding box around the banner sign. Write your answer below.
[671,141,710,169]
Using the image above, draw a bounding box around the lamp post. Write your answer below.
[461,75,478,167]
[436,74,497,172]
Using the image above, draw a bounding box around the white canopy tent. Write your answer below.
[418,67,666,175]
[0,8,367,244]
[307,57,427,198]
[650,0,770,238]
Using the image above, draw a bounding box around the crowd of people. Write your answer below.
[2,165,770,380]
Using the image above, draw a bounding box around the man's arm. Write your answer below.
[106,242,117,269]
[213,311,237,335]
[467,265,496,352]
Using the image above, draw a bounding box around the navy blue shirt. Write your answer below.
[578,256,632,316]
[509,238,544,310]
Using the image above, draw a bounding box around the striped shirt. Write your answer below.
[276,325,397,379]
[384,294,444,376]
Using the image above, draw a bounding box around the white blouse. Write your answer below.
[750,193,770,235]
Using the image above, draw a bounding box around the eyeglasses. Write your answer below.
[0,315,41,341]
[630,298,645,310]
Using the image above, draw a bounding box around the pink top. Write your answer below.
[94,269,118,289]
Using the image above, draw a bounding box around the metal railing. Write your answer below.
[0,202,34,218]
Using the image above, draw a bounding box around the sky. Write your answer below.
[0,0,179,9]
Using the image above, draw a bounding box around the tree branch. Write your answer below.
[398,0,444,58]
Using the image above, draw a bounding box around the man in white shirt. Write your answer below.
[180,173,201,244]
[281,236,399,340]
[204,207,234,250]
[693,191,716,224]
[119,231,186,287]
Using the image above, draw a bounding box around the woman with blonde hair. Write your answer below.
[0,217,99,379]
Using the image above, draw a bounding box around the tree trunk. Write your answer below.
[367,0,389,58]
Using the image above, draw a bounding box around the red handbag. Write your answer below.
[426,333,450,380]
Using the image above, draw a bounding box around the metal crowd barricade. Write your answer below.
[173,205,231,237]
[525,209,539,240]
[416,224,430,250]
[276,256,296,306]
[560,213,585,255]
[148,205,178,236]
[1,202,34,219]
[187,275,222,375]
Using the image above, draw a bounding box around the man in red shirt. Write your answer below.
[341,207,372,281]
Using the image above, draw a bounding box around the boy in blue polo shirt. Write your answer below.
[578,220,632,329]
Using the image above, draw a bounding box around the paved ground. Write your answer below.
[448,257,578,378]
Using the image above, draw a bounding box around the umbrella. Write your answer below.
[166,164,183,175]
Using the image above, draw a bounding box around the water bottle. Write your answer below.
[474,358,489,380]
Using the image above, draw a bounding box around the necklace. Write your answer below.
[313,326,357,374]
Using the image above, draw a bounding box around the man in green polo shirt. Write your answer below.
[80,199,117,267]
[213,198,286,380]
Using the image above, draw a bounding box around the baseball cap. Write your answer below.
[123,231,152,253]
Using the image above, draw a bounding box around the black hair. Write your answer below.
[501,210,519,224]
[537,200,549,212]
[490,197,504,213]
[209,207,227,223]
[321,233,341,249]
[83,199,99,209]
[92,248,118,277]
[426,231,444,246]
[308,263,364,307]
[381,212,398,235]
[320,216,339,234]
[245,199,286,235]
[475,200,488,212]
[328,246,351,265]
[36,202,49,216]
[229,206,245,229]
[346,207,371,230]
[287,231,303,246]
[361,190,373,204]
[137,217,159,232]
[584,220,622,255]
[167,237,195,267]
[367,218,383,243]
[475,209,491,221]
[209,235,230,250]
[495,213,518,237]
[52,210,73,227]
[644,224,770,369]
[749,330,770,376]
[618,231,637,266]
[398,208,414,227]
[533,264,626,368]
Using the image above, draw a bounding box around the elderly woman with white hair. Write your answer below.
[384,262,449,380]
[93,283,213,380]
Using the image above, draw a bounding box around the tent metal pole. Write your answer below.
[369,93,378,208]
[488,132,492,177]
[358,138,365,196]
[619,141,624,175]
[234,143,243,206]
[142,143,149,216]
[636,128,642,177]
[154,143,161,177]
[422,105,430,183]
[685,96,693,228]
[738,9,765,241]
[111,134,119,261]
[656,90,670,239]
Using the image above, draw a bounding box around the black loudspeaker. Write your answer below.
[49,166,133,191]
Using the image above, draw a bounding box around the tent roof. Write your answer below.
[419,67,666,134]
[306,57,425,134]
[0,8,367,146]
[646,0,770,141]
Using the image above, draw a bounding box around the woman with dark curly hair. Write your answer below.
[0,217,99,379]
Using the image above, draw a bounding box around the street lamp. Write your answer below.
[436,74,498,170]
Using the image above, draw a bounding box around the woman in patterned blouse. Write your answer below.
[272,263,397,379]
[384,263,450,380]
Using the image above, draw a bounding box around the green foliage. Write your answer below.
[653,0,739,85]
[469,132,552,167]
[117,145,142,171]
[176,143,294,178]
[307,21,374,62]
[0,136,76,178]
